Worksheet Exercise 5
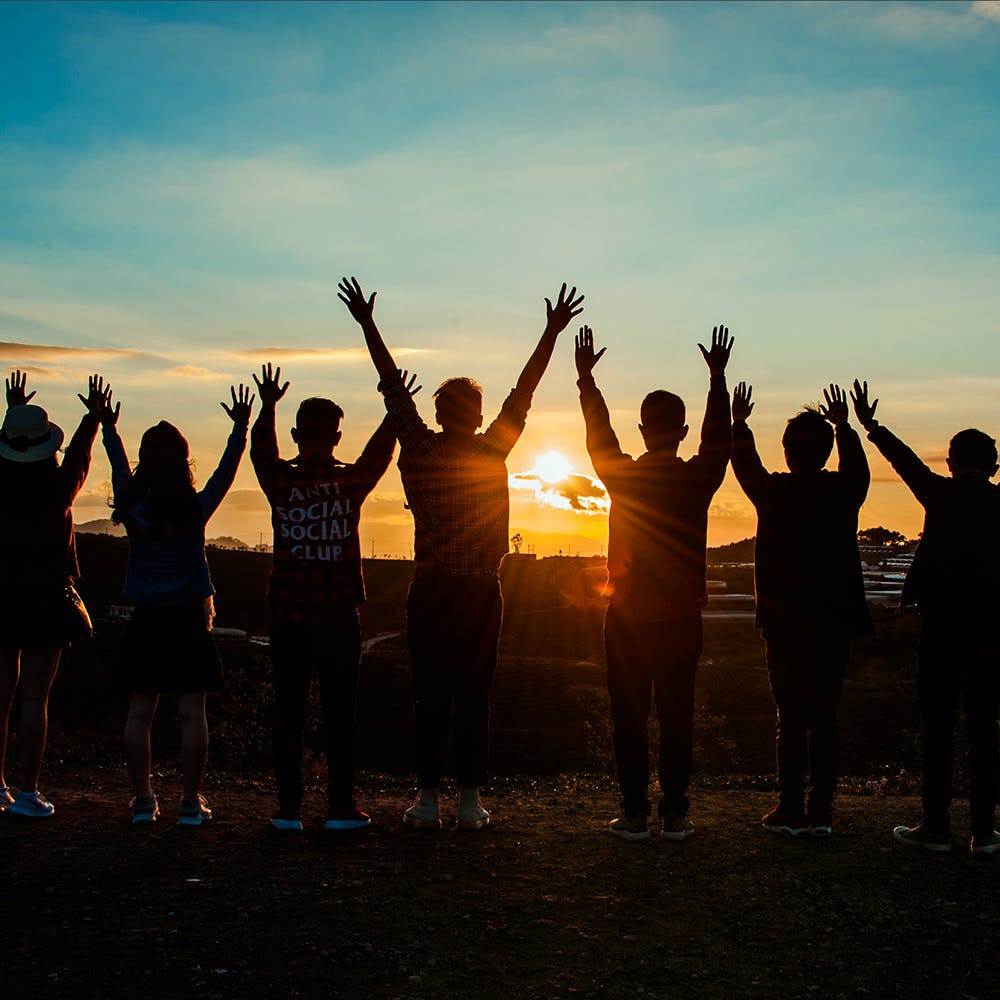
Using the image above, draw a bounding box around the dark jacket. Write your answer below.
[732,420,873,638]
[578,373,731,616]
[868,424,1000,617]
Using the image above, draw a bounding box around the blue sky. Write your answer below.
[2,1,999,551]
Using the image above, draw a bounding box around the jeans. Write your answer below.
[917,616,999,838]
[406,571,502,789]
[764,628,848,818]
[604,604,703,818]
[269,613,362,815]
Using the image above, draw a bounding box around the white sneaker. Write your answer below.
[10,790,55,818]
[177,794,212,827]
[457,789,490,832]
[403,792,441,830]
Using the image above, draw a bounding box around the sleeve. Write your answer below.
[198,421,249,520]
[690,374,732,491]
[868,424,942,508]
[577,374,634,487]
[380,372,432,453]
[730,421,769,507]
[481,388,532,458]
[102,423,133,505]
[250,405,280,502]
[835,423,870,507]
[58,413,100,506]
[353,415,397,496]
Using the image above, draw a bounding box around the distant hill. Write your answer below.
[76,518,125,537]
[707,536,755,564]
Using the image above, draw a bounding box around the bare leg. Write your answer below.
[0,646,20,789]
[177,692,208,801]
[124,693,159,799]
[17,648,62,791]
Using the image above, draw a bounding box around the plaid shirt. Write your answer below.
[251,407,395,622]
[381,373,531,576]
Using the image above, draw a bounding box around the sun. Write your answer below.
[532,450,572,485]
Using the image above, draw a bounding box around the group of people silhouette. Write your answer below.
[1,278,997,854]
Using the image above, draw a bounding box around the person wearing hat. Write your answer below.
[102,384,253,827]
[0,370,112,818]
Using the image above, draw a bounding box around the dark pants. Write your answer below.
[269,613,362,816]
[918,617,999,838]
[406,571,502,789]
[764,628,848,818]
[604,604,703,818]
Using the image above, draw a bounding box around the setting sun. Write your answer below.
[532,451,572,485]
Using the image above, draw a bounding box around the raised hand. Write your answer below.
[377,369,423,397]
[99,390,121,426]
[5,370,36,407]
[338,276,377,325]
[574,325,606,379]
[252,363,290,407]
[221,383,255,423]
[850,379,879,431]
[698,324,734,376]
[819,384,849,425]
[544,283,585,336]
[732,382,754,423]
[78,374,113,418]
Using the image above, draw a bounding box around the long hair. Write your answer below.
[111,422,202,536]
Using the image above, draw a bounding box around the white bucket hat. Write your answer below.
[0,404,64,462]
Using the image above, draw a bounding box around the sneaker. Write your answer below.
[131,795,160,825]
[970,830,1000,855]
[177,794,212,827]
[660,815,695,841]
[326,808,372,831]
[0,785,14,811]
[10,790,55,818]
[270,814,304,832]
[457,802,491,832]
[761,806,808,837]
[403,794,441,830]
[807,810,833,838]
[608,813,651,841]
[892,824,950,852]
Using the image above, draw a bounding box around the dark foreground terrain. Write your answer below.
[3,768,997,1000]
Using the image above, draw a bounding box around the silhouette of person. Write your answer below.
[102,384,253,827]
[340,276,583,831]
[575,323,732,841]
[251,363,415,832]
[731,382,872,837]
[0,371,109,818]
[852,380,1000,854]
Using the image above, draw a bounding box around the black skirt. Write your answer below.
[118,601,223,694]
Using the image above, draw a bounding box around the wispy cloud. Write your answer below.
[0,340,156,362]
[867,1,1000,43]
[235,347,426,362]
[511,470,609,514]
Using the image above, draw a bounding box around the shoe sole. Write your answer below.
[763,824,808,837]
[325,818,372,831]
[971,843,1000,854]
[271,818,304,831]
[810,826,833,838]
[458,817,490,832]
[10,807,55,819]
[661,828,694,841]
[609,828,652,841]
[892,828,950,851]
[177,816,210,827]
[132,814,159,825]
[403,814,442,830]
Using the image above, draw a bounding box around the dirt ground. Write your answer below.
[3,767,997,1000]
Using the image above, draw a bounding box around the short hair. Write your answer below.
[434,377,483,427]
[782,408,834,472]
[948,428,997,471]
[295,398,344,440]
[640,391,686,433]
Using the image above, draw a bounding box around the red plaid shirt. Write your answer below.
[381,374,531,577]
[251,407,395,622]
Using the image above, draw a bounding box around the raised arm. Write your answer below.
[693,324,733,481]
[355,371,420,492]
[851,378,938,505]
[730,381,769,505]
[513,283,584,398]
[200,384,253,519]
[59,373,109,505]
[338,275,397,380]
[820,383,869,505]
[250,363,288,499]
[575,325,632,485]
